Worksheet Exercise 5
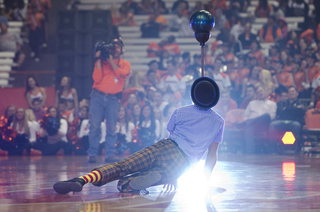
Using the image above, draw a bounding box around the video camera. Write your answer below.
[94,41,116,61]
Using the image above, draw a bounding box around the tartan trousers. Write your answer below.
[92,138,189,192]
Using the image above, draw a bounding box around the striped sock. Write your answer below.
[79,170,103,184]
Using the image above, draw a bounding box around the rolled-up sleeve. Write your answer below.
[166,109,177,134]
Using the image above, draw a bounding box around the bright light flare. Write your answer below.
[282,162,295,182]
[282,131,296,145]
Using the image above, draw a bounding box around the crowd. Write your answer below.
[1,0,320,156]
[0,0,51,67]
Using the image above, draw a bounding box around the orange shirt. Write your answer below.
[249,50,264,67]
[300,29,314,45]
[259,26,282,43]
[30,0,52,13]
[283,64,292,72]
[237,67,250,84]
[92,59,131,94]
[274,72,293,88]
[163,43,180,55]
[305,66,320,84]
[147,42,160,57]
[27,12,44,30]
[228,72,240,88]
[292,71,306,91]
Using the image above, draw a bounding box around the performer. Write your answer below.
[53,77,224,194]
[87,37,131,163]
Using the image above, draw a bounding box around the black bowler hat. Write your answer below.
[191,77,220,109]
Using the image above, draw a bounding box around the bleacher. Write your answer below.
[0,0,27,87]
[76,0,312,73]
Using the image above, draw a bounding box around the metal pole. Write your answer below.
[201,43,204,77]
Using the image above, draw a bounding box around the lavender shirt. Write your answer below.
[167,105,225,164]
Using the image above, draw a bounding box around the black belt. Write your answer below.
[93,88,116,96]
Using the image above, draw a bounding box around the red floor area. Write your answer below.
[1,154,320,212]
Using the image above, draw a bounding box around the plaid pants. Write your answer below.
[92,138,189,192]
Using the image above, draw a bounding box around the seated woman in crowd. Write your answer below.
[131,104,141,126]
[131,104,160,153]
[7,108,37,155]
[4,105,16,126]
[25,76,47,109]
[34,106,72,155]
[241,66,264,98]
[55,76,79,119]
[115,106,135,155]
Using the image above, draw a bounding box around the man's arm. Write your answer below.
[204,142,220,182]
[204,122,224,182]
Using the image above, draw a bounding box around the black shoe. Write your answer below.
[129,171,161,190]
[104,156,119,163]
[53,178,85,194]
[88,156,97,163]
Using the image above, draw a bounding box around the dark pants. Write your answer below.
[244,114,271,153]
[0,134,31,155]
[33,140,72,155]
[29,27,42,58]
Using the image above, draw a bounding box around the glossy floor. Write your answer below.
[1,154,320,212]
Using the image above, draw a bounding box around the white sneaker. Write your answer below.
[34,58,40,62]
[30,52,35,57]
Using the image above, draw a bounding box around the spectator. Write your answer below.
[4,105,16,126]
[242,86,277,153]
[177,52,191,75]
[7,108,37,155]
[287,0,309,18]
[27,5,45,62]
[218,42,235,66]
[34,106,72,155]
[120,0,140,15]
[169,3,193,37]
[255,0,271,17]
[280,50,292,72]
[269,44,280,61]
[240,84,256,109]
[59,99,74,124]
[158,60,186,102]
[249,40,265,67]
[0,16,25,66]
[235,56,250,85]
[310,72,320,108]
[124,93,138,117]
[259,15,282,43]
[31,98,46,121]
[238,22,257,49]
[305,54,320,92]
[290,60,307,93]
[116,106,135,153]
[211,58,232,91]
[112,5,136,26]
[171,0,189,14]
[146,36,180,58]
[162,35,181,57]
[131,104,141,126]
[213,7,227,31]
[270,1,285,19]
[230,16,247,41]
[152,91,168,115]
[55,76,79,119]
[241,66,263,98]
[188,54,202,75]
[214,89,238,118]
[137,0,153,14]
[272,60,293,89]
[148,8,168,30]
[132,104,160,153]
[286,30,299,51]
[152,0,168,14]
[25,76,46,109]
[225,14,238,30]
[142,66,161,91]
[269,86,305,152]
[277,17,288,38]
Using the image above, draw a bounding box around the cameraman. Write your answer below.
[88,37,131,163]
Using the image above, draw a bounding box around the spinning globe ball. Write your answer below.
[190,10,215,33]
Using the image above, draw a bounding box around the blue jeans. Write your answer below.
[88,90,119,157]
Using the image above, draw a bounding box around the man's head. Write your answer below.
[214,58,223,72]
[0,16,8,34]
[128,93,137,105]
[256,86,267,100]
[193,54,201,65]
[244,22,251,33]
[32,98,42,111]
[288,86,299,101]
[166,60,177,76]
[182,52,190,63]
[220,89,231,105]
[147,69,157,83]
[246,84,256,99]
[153,91,163,105]
[148,60,158,71]
[273,60,284,73]
[280,90,288,102]
[80,106,89,119]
